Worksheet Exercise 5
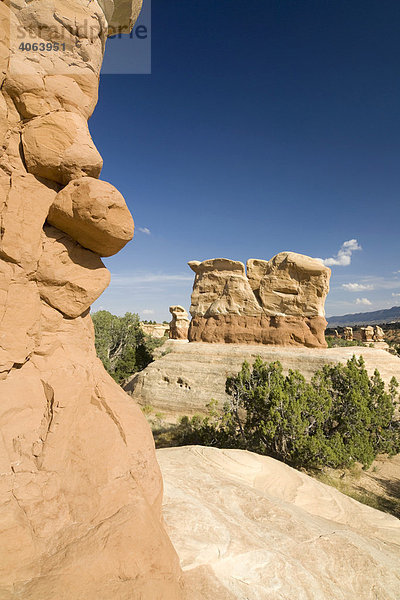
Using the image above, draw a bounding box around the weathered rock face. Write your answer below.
[22,111,104,184]
[361,325,375,342]
[0,2,183,599]
[48,177,134,257]
[159,446,400,600]
[374,325,385,342]
[169,305,190,340]
[141,322,170,338]
[344,326,353,341]
[188,254,331,347]
[125,340,400,420]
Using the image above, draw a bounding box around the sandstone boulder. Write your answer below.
[22,111,103,185]
[48,177,135,257]
[169,305,190,340]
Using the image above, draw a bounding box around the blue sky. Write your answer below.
[91,0,400,321]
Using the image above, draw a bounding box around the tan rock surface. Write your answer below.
[107,0,143,34]
[0,310,183,599]
[159,446,400,600]
[35,225,111,319]
[189,314,327,346]
[22,111,103,185]
[0,262,41,374]
[189,258,262,318]
[141,322,170,338]
[361,325,375,342]
[344,326,353,340]
[374,325,385,342]
[0,1,184,598]
[48,177,135,256]
[188,254,331,347]
[251,252,330,317]
[0,173,57,272]
[169,305,190,340]
[125,340,400,419]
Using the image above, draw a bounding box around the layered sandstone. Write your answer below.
[188,253,331,347]
[159,446,400,600]
[169,305,190,340]
[0,2,183,598]
[125,340,400,420]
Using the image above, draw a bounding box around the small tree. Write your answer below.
[92,310,165,384]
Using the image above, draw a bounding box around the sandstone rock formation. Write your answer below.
[125,340,400,420]
[361,325,375,342]
[159,446,400,600]
[48,177,135,256]
[141,321,170,338]
[0,2,183,598]
[169,305,190,340]
[344,326,353,341]
[188,253,331,348]
[374,325,385,342]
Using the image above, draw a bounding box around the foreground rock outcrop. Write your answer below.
[159,446,400,600]
[188,254,331,347]
[125,340,400,419]
[0,1,183,598]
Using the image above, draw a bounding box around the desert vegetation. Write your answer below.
[325,335,366,348]
[171,356,399,471]
[92,310,166,384]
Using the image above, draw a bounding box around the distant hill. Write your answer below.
[327,306,400,327]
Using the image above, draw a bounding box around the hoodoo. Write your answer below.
[0,2,183,598]
[188,253,331,347]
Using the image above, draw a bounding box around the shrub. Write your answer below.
[325,336,365,348]
[175,356,399,469]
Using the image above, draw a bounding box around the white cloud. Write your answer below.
[319,239,362,267]
[348,276,400,291]
[392,293,400,298]
[342,282,374,292]
[355,298,372,306]
[138,227,151,235]
[142,309,155,315]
